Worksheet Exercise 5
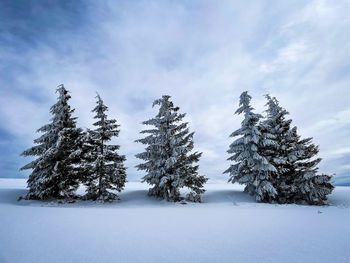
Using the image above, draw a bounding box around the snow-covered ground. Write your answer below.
[0,179,349,263]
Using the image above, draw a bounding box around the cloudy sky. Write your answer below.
[1,0,349,181]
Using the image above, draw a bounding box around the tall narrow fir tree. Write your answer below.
[82,94,127,202]
[136,95,207,202]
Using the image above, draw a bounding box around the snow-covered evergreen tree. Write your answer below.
[136,95,207,202]
[260,95,334,205]
[21,85,82,200]
[259,95,297,203]
[224,91,277,202]
[82,94,127,202]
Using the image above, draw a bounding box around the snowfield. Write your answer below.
[0,179,349,263]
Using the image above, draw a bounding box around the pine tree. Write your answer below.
[21,85,82,200]
[136,95,207,202]
[82,94,127,202]
[260,95,334,205]
[224,91,277,202]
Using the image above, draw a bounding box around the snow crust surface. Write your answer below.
[0,179,349,263]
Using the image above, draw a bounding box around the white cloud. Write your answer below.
[1,0,350,179]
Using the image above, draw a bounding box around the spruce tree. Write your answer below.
[21,85,82,200]
[260,95,334,205]
[82,94,127,202]
[136,95,207,202]
[224,91,277,202]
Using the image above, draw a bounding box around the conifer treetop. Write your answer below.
[91,93,120,140]
[235,91,254,114]
[50,84,77,128]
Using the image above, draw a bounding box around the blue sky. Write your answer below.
[1,0,350,181]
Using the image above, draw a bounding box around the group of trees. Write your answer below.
[21,85,127,202]
[21,86,334,205]
[21,86,207,202]
[225,92,334,205]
